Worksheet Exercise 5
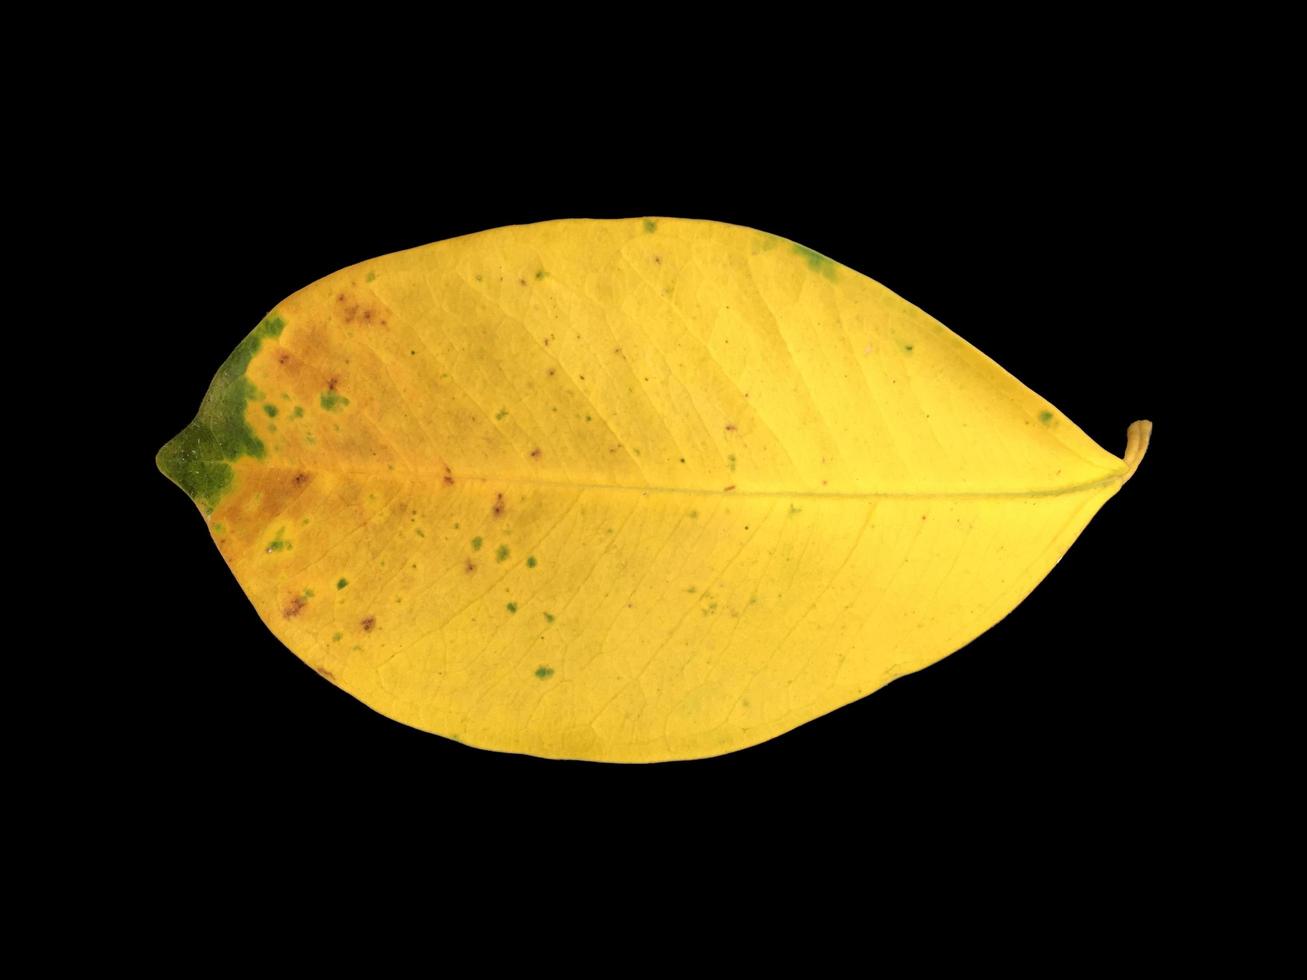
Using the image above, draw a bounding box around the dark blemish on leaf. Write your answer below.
[724,485,736,492]
[320,390,350,411]
[361,616,375,631]
[544,612,555,623]
[1039,410,1055,425]
[283,595,307,618]
[332,632,342,642]
[728,453,736,472]
[277,352,291,365]
[337,578,348,590]
[535,269,546,280]
[654,256,661,265]
[327,377,338,391]
[292,406,304,418]
[526,556,537,568]
[725,424,737,432]
[366,271,376,282]
[292,472,310,486]
[337,294,344,302]
[493,494,505,517]
[263,403,278,417]
[411,350,416,356]
[415,528,425,537]
[904,344,914,353]
[315,666,336,681]
[472,536,483,551]
[506,602,518,613]
[547,368,555,377]
[535,665,555,679]
[443,465,455,486]
[643,219,657,233]
[495,408,508,420]
[680,458,686,463]
[465,560,476,573]
[519,277,527,286]
[789,504,802,516]
[530,448,541,458]
[495,544,510,563]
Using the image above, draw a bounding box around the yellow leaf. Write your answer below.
[156,217,1149,762]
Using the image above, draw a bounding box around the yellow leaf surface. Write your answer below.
[157,217,1149,762]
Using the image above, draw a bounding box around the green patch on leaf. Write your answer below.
[155,313,285,509]
[526,556,537,568]
[534,665,555,679]
[791,243,837,280]
[337,578,348,590]
[507,602,518,613]
[496,544,509,562]
[320,391,350,412]
[263,403,278,418]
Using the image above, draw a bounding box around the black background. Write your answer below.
[136,116,1185,830]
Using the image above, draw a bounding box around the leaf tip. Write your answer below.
[1121,420,1152,484]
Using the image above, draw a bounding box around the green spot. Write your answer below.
[791,243,837,280]
[212,523,224,534]
[585,415,592,422]
[415,528,425,538]
[495,408,508,421]
[332,632,342,642]
[496,544,509,563]
[320,391,350,412]
[904,343,914,353]
[643,218,657,233]
[526,556,537,568]
[789,504,802,516]
[471,536,483,551]
[301,517,310,525]
[507,602,518,613]
[1039,410,1055,425]
[292,406,304,418]
[535,269,547,280]
[263,403,278,418]
[303,589,315,599]
[155,313,285,509]
[266,526,288,553]
[686,586,697,594]
[337,578,348,590]
[544,612,555,624]
[365,271,376,282]
[534,665,555,680]
[728,453,736,472]
[267,541,285,552]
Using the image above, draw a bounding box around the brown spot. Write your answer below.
[543,338,550,347]
[337,294,345,302]
[465,560,476,573]
[443,473,455,486]
[360,616,376,632]
[653,255,661,264]
[492,493,505,517]
[363,310,372,322]
[613,347,622,354]
[921,515,927,521]
[725,424,737,432]
[292,472,311,487]
[283,595,307,619]
[315,666,336,682]
[519,278,527,286]
[723,485,736,492]
[277,352,291,366]
[530,448,541,458]
[327,377,339,391]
